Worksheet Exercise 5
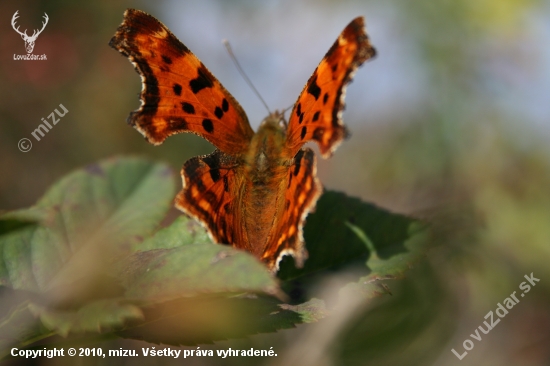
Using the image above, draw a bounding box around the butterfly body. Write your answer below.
[245,114,288,178]
[241,113,293,257]
[110,9,376,271]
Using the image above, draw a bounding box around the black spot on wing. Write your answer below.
[312,111,320,122]
[323,92,329,105]
[214,106,223,119]
[181,102,195,114]
[208,169,220,183]
[307,74,321,100]
[300,126,307,140]
[162,55,172,64]
[202,119,214,133]
[222,98,229,112]
[190,64,214,94]
[203,154,221,183]
[293,149,304,176]
[173,83,182,96]
[183,158,205,192]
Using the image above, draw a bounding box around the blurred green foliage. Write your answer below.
[0,157,427,360]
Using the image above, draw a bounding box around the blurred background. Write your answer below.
[1,0,550,365]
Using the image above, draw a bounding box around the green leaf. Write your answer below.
[34,156,175,256]
[0,157,175,293]
[28,299,143,337]
[120,216,280,302]
[0,208,45,238]
[278,191,422,280]
[279,298,328,323]
[0,157,175,348]
[349,220,430,297]
[129,215,211,253]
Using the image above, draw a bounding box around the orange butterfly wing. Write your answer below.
[284,17,376,159]
[109,9,254,155]
[175,150,246,247]
[261,148,322,270]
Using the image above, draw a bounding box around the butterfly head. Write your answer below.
[259,110,288,132]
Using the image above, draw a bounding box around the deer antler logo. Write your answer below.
[11,11,49,54]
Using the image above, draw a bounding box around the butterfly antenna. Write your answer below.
[223,39,271,114]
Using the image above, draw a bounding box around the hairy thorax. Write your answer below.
[242,115,290,256]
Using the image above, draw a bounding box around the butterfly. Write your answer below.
[109,9,376,272]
